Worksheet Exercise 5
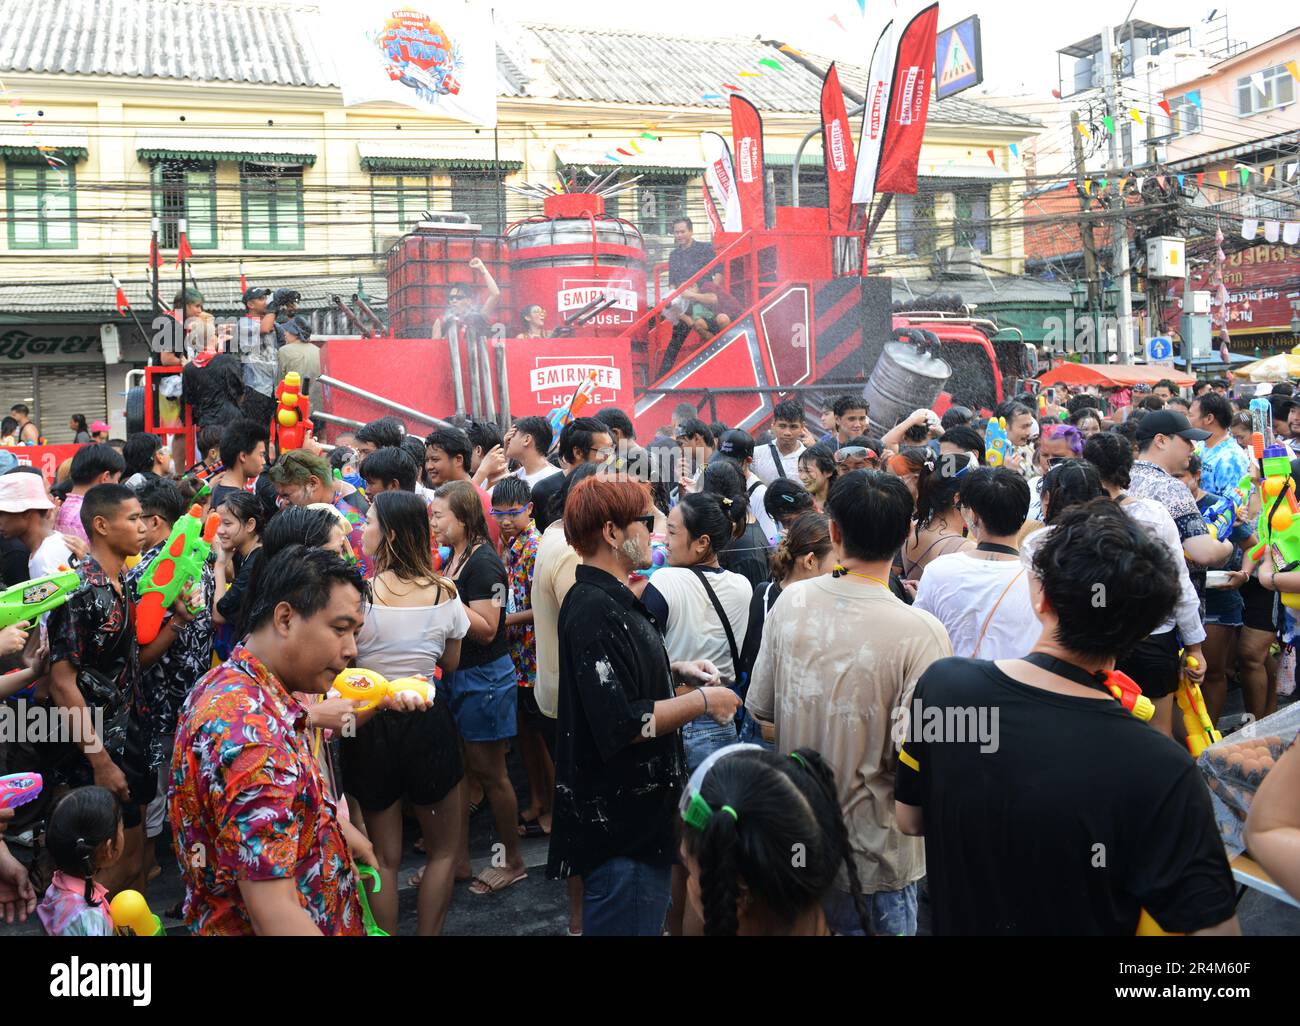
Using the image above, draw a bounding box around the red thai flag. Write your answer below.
[239,262,248,295]
[149,236,164,270]
[176,231,193,266]
[113,276,129,316]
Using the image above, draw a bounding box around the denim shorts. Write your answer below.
[1204,587,1245,628]
[681,714,739,775]
[823,882,919,936]
[446,655,517,743]
[582,856,672,937]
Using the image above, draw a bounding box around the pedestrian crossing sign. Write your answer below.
[935,15,983,100]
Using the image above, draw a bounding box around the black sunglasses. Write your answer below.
[628,514,656,532]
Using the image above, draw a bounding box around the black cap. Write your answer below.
[1134,409,1210,443]
[716,429,754,462]
[243,286,271,304]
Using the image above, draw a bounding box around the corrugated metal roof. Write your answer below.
[0,273,387,315]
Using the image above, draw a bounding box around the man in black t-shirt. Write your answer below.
[895,499,1239,936]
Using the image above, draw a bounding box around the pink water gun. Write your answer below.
[0,772,42,810]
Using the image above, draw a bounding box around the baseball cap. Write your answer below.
[283,315,313,341]
[243,287,272,304]
[0,472,52,513]
[716,429,754,462]
[90,420,110,433]
[1134,410,1211,443]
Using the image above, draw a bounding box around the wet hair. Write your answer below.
[1191,391,1233,430]
[46,786,122,909]
[399,434,427,473]
[676,417,712,445]
[218,419,269,472]
[995,400,1033,423]
[197,424,223,459]
[1186,452,1202,476]
[355,416,405,451]
[235,506,341,639]
[594,406,636,442]
[1155,378,1179,393]
[1137,395,1166,412]
[698,460,749,541]
[218,490,265,537]
[940,405,975,431]
[1039,459,1104,524]
[826,469,914,562]
[424,427,473,473]
[1067,407,1102,430]
[245,544,368,634]
[763,478,815,526]
[1,416,17,439]
[69,443,125,486]
[957,467,1029,537]
[80,482,136,536]
[772,399,804,424]
[798,443,837,482]
[939,425,985,466]
[913,448,963,534]
[832,394,868,419]
[1066,393,1105,415]
[433,479,491,551]
[490,475,531,510]
[511,416,552,455]
[553,460,604,525]
[557,416,608,466]
[563,475,647,558]
[769,511,831,581]
[122,432,165,480]
[520,303,544,330]
[678,492,743,557]
[1082,431,1133,490]
[371,490,450,592]
[1230,411,1252,434]
[360,447,418,492]
[136,478,184,525]
[683,747,869,937]
[1033,499,1179,659]
[465,419,503,460]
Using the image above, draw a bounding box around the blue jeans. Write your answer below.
[681,715,739,774]
[582,857,672,937]
[823,882,919,936]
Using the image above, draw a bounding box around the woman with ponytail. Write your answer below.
[701,458,769,587]
[679,744,871,936]
[899,447,973,581]
[36,787,123,936]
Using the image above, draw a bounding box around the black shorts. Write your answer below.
[1116,629,1181,701]
[1241,576,1279,634]
[517,686,556,752]
[50,734,157,830]
[339,700,464,811]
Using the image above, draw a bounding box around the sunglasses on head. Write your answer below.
[834,446,878,463]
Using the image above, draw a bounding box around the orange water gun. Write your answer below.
[1101,669,1155,722]
[273,371,313,452]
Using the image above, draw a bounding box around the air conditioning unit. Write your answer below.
[933,246,984,279]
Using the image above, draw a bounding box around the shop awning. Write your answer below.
[1037,362,1197,388]
[357,141,522,172]
[555,146,702,178]
[136,135,317,165]
[0,128,89,162]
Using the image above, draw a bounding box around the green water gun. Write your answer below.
[1250,445,1300,612]
[136,483,219,644]
[0,567,80,630]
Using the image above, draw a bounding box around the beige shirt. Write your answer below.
[746,574,952,893]
[277,341,323,411]
[532,520,580,718]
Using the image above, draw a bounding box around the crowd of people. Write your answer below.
[4,367,1300,938]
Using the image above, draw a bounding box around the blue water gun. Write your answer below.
[984,417,1010,468]
[1202,474,1253,542]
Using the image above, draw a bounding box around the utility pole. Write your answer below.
[1102,24,1135,362]
[1071,111,1102,364]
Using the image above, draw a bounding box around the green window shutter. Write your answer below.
[185,170,217,248]
[8,166,42,246]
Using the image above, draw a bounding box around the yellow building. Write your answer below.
[0,1,1039,438]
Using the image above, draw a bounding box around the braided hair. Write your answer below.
[684,747,870,936]
[1039,459,1104,525]
[45,786,121,908]
[1082,430,1133,491]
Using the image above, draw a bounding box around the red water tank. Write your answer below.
[505,193,646,337]
[386,224,510,338]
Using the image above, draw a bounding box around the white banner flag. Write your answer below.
[701,132,743,232]
[1242,218,1259,240]
[1264,220,1281,243]
[330,3,497,127]
[851,18,896,205]
[1284,222,1300,246]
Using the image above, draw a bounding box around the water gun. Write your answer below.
[355,863,388,937]
[1176,656,1221,758]
[1249,397,1273,460]
[135,484,220,644]
[632,536,668,580]
[1037,393,1048,419]
[1248,442,1300,611]
[1201,474,1254,542]
[1101,668,1155,722]
[546,370,598,445]
[984,417,1010,468]
[273,371,313,452]
[0,772,41,810]
[331,667,440,712]
[431,544,452,573]
[0,568,80,631]
[110,890,164,936]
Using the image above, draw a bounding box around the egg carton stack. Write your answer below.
[1197,702,1300,856]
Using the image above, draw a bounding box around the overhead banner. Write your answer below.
[729,95,768,231]
[874,2,940,196]
[701,131,743,232]
[820,63,858,232]
[851,18,896,206]
[331,2,498,127]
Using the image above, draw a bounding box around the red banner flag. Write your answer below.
[820,63,858,232]
[149,235,164,270]
[729,94,767,231]
[874,2,940,195]
[702,181,722,236]
[176,231,193,267]
[239,262,248,295]
[112,276,129,316]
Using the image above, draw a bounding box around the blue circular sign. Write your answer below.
[1146,336,1173,361]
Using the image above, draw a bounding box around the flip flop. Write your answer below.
[517,815,549,839]
[468,868,529,896]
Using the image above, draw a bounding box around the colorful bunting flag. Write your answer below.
[1240,166,1250,186]
[738,71,761,77]
[1077,122,1091,139]
[1218,170,1228,187]
[1129,108,1143,125]
[1264,165,1275,184]
[113,276,129,316]
[1186,90,1202,108]
[987,149,996,165]
[1264,221,1281,243]
[1287,60,1300,82]
[1158,99,1172,117]
[1242,218,1258,240]
[759,58,783,70]
[640,131,659,141]
[1009,143,1019,159]
[239,262,248,295]
[1082,180,1092,195]
[1102,115,1115,134]
[1177,174,1185,189]
[1196,172,1204,188]
[1284,222,1300,245]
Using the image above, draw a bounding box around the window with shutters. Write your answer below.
[152,161,217,249]
[1238,65,1295,116]
[240,163,304,249]
[953,187,992,253]
[637,180,688,237]
[5,163,77,249]
[371,174,432,248]
[449,172,503,235]
[896,192,937,256]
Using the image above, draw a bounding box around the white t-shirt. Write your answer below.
[517,463,563,489]
[913,551,1038,660]
[744,471,780,544]
[643,565,751,684]
[29,533,74,579]
[752,442,804,485]
[355,590,470,680]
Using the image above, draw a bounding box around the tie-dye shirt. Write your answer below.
[168,645,363,936]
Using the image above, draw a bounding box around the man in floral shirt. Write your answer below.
[491,477,551,835]
[169,545,373,935]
